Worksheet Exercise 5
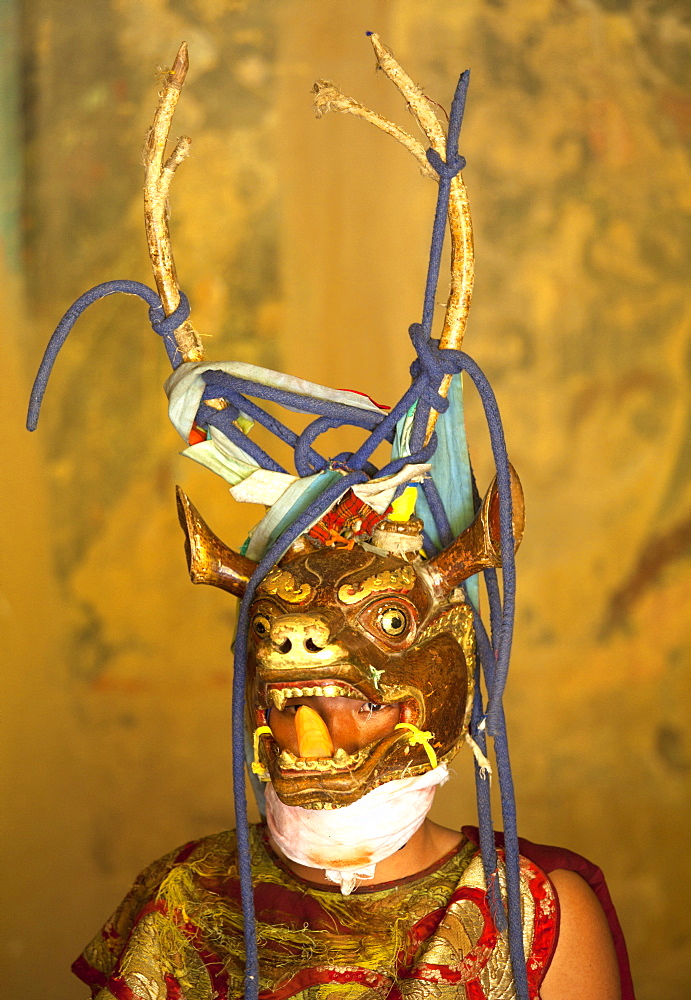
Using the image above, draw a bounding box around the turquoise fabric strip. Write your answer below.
[393,374,479,607]
[244,469,345,562]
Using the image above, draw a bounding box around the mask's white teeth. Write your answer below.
[276,744,369,772]
[266,683,362,710]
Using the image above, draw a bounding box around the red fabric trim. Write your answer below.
[538,871,560,982]
[401,884,498,986]
[346,389,390,411]
[308,490,387,545]
[71,954,108,995]
[397,903,447,967]
[525,863,560,993]
[260,964,392,999]
[164,975,185,1000]
[465,981,488,1000]
[94,977,139,1000]
[461,826,635,1000]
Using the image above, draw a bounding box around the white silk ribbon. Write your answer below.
[265,764,449,895]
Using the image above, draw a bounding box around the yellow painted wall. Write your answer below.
[2,2,689,997]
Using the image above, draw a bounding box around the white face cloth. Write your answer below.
[265,764,449,895]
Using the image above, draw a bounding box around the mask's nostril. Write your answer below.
[278,638,292,654]
[305,638,323,653]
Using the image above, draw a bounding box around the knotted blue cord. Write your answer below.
[199,380,332,476]
[420,475,454,549]
[471,595,530,996]
[408,70,468,453]
[26,280,190,431]
[456,354,516,729]
[26,63,530,1000]
[469,632,504,927]
[454,353,526,995]
[231,467,369,994]
[198,368,389,473]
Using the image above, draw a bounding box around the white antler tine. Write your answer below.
[143,42,204,363]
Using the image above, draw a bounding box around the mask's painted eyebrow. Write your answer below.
[338,566,416,606]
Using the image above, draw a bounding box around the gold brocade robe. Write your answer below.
[74,825,558,999]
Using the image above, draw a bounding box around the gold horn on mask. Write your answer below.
[176,486,257,597]
[424,465,525,596]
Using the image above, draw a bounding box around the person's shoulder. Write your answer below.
[73,827,256,988]
[462,823,603,880]
[165,827,240,867]
[461,825,631,1000]
[136,824,272,885]
[541,868,622,1000]
[113,825,265,918]
[129,827,237,887]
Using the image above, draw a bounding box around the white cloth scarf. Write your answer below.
[265,764,449,894]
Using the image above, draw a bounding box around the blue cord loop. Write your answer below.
[27,63,531,1000]
[426,147,466,178]
[27,279,169,431]
[148,292,191,365]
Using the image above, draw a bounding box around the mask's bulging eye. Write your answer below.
[252,613,271,638]
[377,606,408,637]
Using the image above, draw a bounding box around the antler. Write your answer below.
[313,33,474,443]
[143,42,204,363]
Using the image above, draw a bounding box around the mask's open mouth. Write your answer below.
[256,678,419,777]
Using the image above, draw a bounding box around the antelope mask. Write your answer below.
[177,468,523,809]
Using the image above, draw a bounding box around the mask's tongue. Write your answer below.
[295,704,334,758]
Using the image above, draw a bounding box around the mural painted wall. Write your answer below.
[2,1,689,997]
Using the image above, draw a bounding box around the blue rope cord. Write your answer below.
[26,63,530,1000]
[196,401,290,474]
[26,280,190,431]
[409,70,469,452]
[469,630,504,928]
[231,467,369,994]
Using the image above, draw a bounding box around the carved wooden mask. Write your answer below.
[177,469,523,810]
